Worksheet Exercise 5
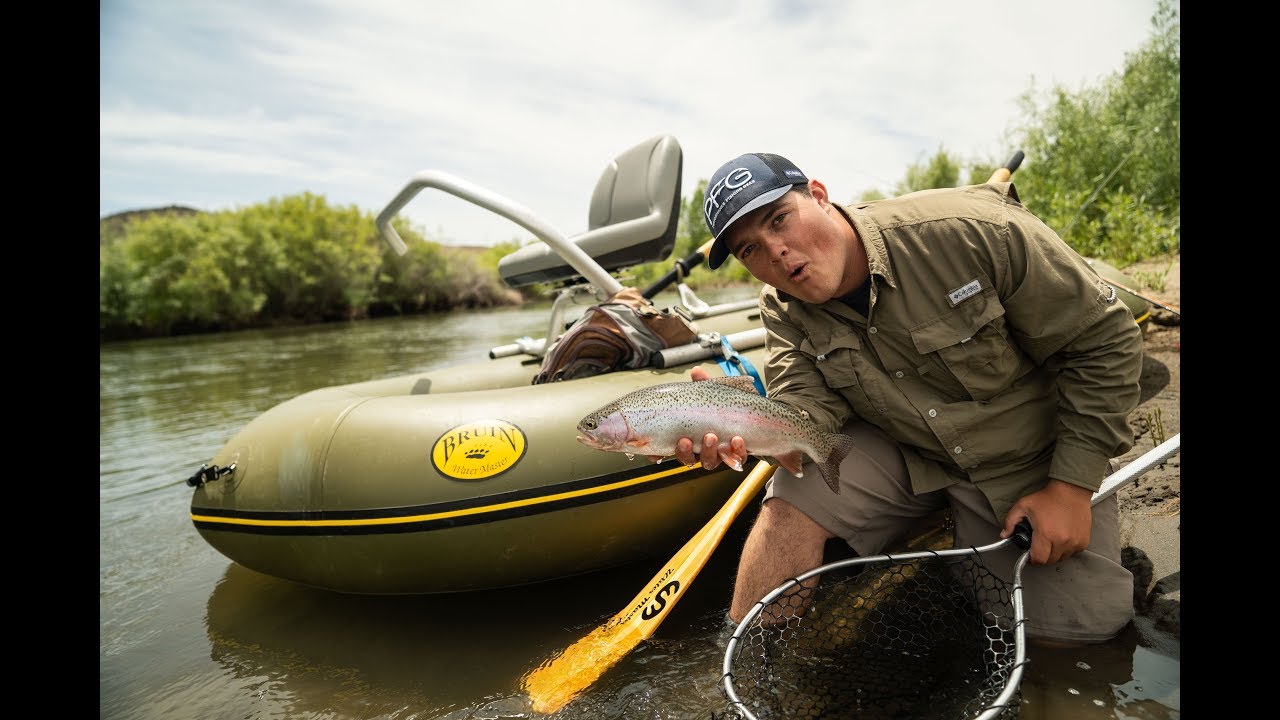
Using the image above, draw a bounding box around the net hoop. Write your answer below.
[721,539,1032,720]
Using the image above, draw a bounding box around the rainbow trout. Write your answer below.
[576,376,855,493]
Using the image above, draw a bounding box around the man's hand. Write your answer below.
[646,366,748,470]
[1000,479,1093,565]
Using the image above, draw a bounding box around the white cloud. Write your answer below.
[100,0,1165,246]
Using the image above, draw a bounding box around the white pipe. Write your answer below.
[375,170,623,297]
[1092,433,1181,505]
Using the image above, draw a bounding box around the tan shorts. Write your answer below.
[763,419,1134,644]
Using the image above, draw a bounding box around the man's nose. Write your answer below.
[766,238,789,263]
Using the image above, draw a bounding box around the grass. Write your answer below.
[1144,408,1166,448]
[1127,255,1178,294]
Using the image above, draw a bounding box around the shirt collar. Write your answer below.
[837,203,897,291]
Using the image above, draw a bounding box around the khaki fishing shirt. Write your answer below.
[759,182,1144,519]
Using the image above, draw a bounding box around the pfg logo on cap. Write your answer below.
[702,153,808,240]
[704,166,755,229]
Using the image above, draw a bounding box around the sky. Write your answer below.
[100,0,1162,248]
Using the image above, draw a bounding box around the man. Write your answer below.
[670,152,1143,646]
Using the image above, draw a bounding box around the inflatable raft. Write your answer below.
[185,136,1152,595]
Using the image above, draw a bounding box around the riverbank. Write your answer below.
[1112,254,1181,640]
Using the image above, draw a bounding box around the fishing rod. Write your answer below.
[641,238,716,300]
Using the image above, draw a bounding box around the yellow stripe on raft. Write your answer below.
[190,462,700,528]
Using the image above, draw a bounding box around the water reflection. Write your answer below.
[1018,621,1180,719]
[203,521,756,719]
[199,551,1179,719]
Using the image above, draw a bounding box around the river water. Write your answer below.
[99,287,1179,720]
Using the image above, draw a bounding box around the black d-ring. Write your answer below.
[186,463,235,487]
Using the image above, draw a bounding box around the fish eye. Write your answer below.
[583,419,596,430]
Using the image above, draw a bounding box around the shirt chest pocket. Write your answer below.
[800,331,880,414]
[908,293,1022,401]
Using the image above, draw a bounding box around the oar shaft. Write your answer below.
[987,150,1025,183]
[523,459,775,713]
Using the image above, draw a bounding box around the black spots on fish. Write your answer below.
[605,380,764,412]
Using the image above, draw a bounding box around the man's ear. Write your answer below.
[808,178,830,204]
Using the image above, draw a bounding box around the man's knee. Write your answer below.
[731,498,833,624]
[757,497,835,543]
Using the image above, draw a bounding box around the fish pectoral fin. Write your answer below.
[624,435,655,450]
[720,447,748,472]
[774,451,805,478]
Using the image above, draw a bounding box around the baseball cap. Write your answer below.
[702,153,808,269]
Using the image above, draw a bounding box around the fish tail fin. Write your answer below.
[817,433,858,494]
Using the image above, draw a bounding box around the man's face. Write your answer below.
[724,180,858,304]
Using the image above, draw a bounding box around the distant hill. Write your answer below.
[98,206,497,255]
[100,205,203,243]
[446,245,491,255]
[97,206,496,251]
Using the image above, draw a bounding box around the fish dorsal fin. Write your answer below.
[709,375,762,396]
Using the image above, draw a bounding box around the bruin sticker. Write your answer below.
[431,419,528,480]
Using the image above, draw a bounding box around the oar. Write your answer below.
[522,457,776,714]
[988,150,1025,183]
[641,239,717,300]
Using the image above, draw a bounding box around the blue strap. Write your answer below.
[716,336,766,395]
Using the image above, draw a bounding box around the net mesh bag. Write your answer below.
[722,548,1025,720]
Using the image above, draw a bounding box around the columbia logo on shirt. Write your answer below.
[947,279,983,306]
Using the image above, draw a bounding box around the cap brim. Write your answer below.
[721,185,792,237]
[707,237,730,269]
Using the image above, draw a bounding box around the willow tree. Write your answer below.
[1007,0,1180,264]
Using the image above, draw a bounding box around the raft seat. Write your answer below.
[498,134,683,288]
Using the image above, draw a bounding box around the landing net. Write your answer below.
[722,542,1029,720]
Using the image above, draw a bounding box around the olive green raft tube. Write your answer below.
[188,316,772,595]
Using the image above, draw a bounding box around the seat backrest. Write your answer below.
[498,135,683,288]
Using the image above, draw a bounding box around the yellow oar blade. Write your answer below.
[522,460,775,714]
